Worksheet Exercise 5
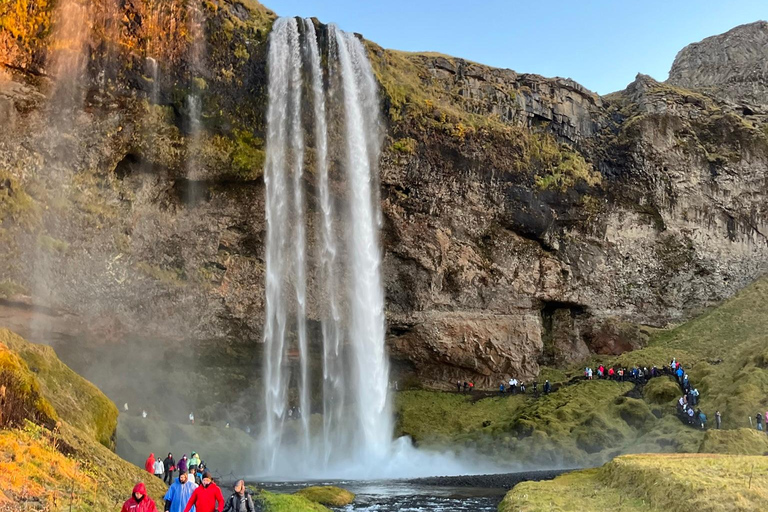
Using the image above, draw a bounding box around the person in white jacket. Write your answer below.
[154,458,165,479]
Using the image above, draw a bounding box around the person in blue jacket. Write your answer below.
[164,470,198,512]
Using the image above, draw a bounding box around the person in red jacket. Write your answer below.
[144,453,156,474]
[185,471,225,512]
[121,482,158,512]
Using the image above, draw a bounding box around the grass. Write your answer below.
[259,491,331,512]
[501,468,649,512]
[294,486,355,506]
[504,453,768,511]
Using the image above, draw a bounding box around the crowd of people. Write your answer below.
[671,358,710,429]
[126,452,260,512]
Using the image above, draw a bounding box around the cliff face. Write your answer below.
[0,1,767,408]
[668,21,768,109]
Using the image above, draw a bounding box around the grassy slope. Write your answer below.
[397,277,768,468]
[2,330,118,448]
[0,329,167,509]
[503,454,768,512]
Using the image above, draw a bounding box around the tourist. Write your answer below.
[597,365,605,378]
[222,480,257,512]
[716,411,722,429]
[189,412,195,425]
[190,452,201,473]
[121,482,158,512]
[499,383,505,394]
[543,380,551,394]
[144,453,156,474]
[468,382,474,393]
[696,409,706,429]
[608,367,615,379]
[163,453,176,485]
[153,457,165,479]
[178,455,188,475]
[520,382,526,394]
[532,381,538,395]
[757,413,764,431]
[687,407,695,425]
[463,381,468,392]
[457,380,461,392]
[164,470,198,512]
[184,471,225,512]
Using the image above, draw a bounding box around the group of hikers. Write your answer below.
[497,378,551,395]
[145,452,208,486]
[671,358,711,428]
[121,478,257,512]
[125,452,260,512]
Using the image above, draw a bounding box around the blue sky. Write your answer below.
[267,0,766,94]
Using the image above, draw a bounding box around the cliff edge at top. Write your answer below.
[668,20,768,108]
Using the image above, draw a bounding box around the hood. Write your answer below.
[133,482,147,495]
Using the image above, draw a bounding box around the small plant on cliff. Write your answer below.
[530,134,600,192]
[391,137,417,154]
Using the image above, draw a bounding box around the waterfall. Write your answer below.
[185,0,206,185]
[49,0,90,111]
[260,18,391,477]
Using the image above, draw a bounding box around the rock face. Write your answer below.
[668,21,768,108]
[0,2,767,413]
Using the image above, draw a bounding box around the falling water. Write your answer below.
[332,25,391,464]
[49,0,90,111]
[185,0,206,185]
[304,18,345,468]
[260,18,391,476]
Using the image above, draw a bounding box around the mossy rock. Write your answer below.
[698,428,768,455]
[0,329,118,449]
[643,377,681,405]
[260,491,331,511]
[0,340,56,429]
[295,486,355,506]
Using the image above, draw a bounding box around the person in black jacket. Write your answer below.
[163,453,176,485]
[223,480,259,512]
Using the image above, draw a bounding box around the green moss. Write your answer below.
[0,280,26,299]
[1,329,118,449]
[530,133,601,191]
[643,378,681,405]
[294,486,355,507]
[0,169,40,229]
[698,428,768,455]
[229,129,266,179]
[260,491,331,512]
[135,261,186,286]
[0,339,57,428]
[391,137,417,154]
[37,233,69,253]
